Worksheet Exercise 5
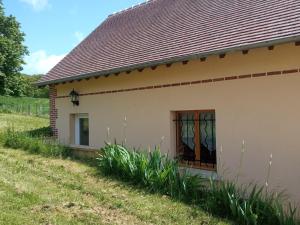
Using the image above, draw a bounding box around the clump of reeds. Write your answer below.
[97,143,205,202]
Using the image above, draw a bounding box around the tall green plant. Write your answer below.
[97,143,205,201]
[207,179,298,225]
[98,143,299,225]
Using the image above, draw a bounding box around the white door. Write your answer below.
[75,114,89,146]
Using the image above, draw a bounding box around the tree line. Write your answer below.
[0,1,48,98]
[11,74,49,98]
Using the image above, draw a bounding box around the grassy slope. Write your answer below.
[0,113,233,225]
[0,113,49,132]
[0,96,49,117]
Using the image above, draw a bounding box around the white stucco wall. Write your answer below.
[54,42,300,205]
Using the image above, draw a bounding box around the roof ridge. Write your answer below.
[108,0,155,18]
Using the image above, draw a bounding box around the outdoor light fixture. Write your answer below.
[69,89,79,106]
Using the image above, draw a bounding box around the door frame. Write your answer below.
[75,113,89,146]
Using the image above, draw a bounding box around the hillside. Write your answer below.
[0,96,49,117]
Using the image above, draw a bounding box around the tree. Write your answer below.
[22,74,49,98]
[0,0,28,96]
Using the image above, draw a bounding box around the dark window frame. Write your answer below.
[175,110,217,171]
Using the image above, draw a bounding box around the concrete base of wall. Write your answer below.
[70,147,99,159]
[180,167,219,180]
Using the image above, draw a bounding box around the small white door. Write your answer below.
[75,114,89,146]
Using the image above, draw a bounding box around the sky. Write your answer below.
[3,0,144,75]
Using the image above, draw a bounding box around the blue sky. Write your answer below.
[3,0,143,74]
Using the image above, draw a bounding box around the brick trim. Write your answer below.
[49,85,58,138]
[252,72,266,77]
[56,68,299,99]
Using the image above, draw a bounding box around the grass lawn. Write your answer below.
[0,113,233,225]
[0,113,48,132]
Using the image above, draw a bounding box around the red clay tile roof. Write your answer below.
[39,0,300,85]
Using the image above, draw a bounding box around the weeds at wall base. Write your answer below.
[1,127,72,158]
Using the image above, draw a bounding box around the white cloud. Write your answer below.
[74,31,85,43]
[23,50,66,75]
[20,0,50,11]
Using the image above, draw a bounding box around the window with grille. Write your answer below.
[175,110,216,170]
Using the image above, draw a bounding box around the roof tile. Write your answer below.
[40,0,300,84]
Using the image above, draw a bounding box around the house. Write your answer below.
[38,0,300,205]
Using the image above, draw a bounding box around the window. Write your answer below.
[175,110,216,170]
[75,114,89,146]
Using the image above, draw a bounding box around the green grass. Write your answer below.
[0,113,232,225]
[0,113,48,132]
[0,95,49,117]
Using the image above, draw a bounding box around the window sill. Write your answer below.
[179,161,217,171]
[179,166,219,180]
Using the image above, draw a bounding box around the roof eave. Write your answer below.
[36,35,300,87]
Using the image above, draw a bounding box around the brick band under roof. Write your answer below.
[39,0,300,85]
[56,67,300,99]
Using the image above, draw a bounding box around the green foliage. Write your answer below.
[21,74,49,98]
[98,143,300,225]
[0,73,48,98]
[2,128,71,158]
[98,144,205,202]
[0,1,45,97]
[0,1,28,96]
[1,73,26,96]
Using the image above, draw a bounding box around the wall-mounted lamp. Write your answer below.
[69,89,79,106]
